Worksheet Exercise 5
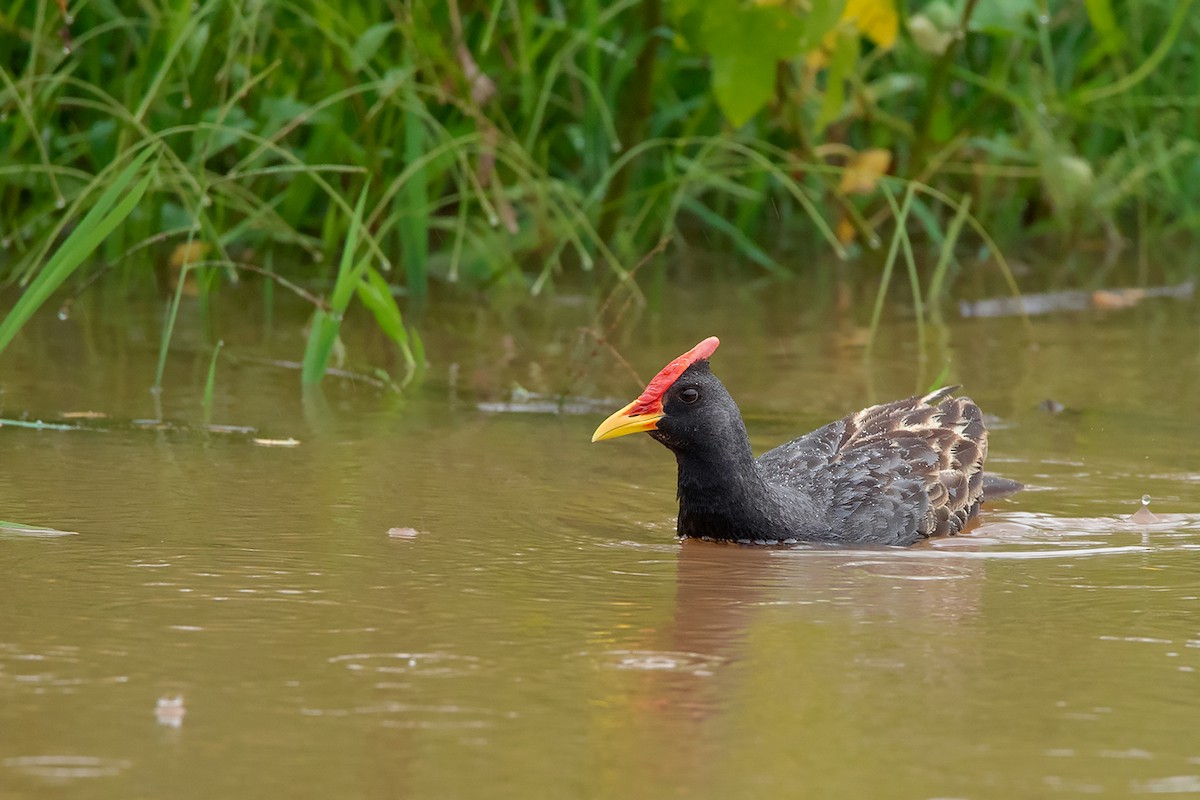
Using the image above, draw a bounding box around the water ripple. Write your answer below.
[328,652,481,678]
[3,755,131,781]
[584,649,725,676]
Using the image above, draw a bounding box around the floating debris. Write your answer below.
[0,417,83,431]
[252,437,301,447]
[387,527,423,539]
[960,280,1194,319]
[478,392,621,416]
[204,424,257,435]
[154,695,186,729]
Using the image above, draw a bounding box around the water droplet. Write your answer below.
[55,197,66,209]
[486,213,499,227]
[200,196,212,207]
[1141,494,1151,507]
[1038,13,1050,25]
[868,236,882,249]
[62,45,72,55]
[182,95,193,109]
[313,252,324,263]
[380,259,392,271]
[57,309,69,321]
[65,13,74,24]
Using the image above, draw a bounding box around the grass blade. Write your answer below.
[0,146,157,358]
[202,339,224,425]
[301,183,370,385]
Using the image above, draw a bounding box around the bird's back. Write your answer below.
[756,388,988,545]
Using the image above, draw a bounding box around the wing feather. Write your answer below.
[757,388,987,544]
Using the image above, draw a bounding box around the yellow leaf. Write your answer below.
[836,214,857,244]
[838,148,892,194]
[843,0,899,50]
[807,0,898,71]
[169,241,210,269]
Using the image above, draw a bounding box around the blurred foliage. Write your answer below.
[0,0,1198,381]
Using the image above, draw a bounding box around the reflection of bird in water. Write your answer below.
[600,540,992,795]
[594,337,1018,546]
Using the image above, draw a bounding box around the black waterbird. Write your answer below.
[592,337,1009,546]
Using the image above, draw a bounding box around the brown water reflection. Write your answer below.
[1,280,1199,798]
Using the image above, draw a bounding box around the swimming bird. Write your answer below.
[592,336,998,546]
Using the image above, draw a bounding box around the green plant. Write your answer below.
[0,0,1196,389]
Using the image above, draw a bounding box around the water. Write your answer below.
[1,280,1198,798]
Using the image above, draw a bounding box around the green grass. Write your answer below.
[1,0,1198,389]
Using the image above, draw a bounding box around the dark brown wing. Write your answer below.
[757,388,988,545]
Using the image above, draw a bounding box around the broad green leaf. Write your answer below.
[701,0,805,126]
[800,0,846,52]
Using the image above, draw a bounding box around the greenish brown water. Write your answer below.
[2,280,1199,799]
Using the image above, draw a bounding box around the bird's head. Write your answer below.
[591,336,746,456]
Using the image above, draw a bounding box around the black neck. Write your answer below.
[673,445,786,542]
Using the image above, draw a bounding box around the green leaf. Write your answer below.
[351,22,394,71]
[1082,0,1124,67]
[801,0,847,51]
[700,0,806,126]
[815,30,858,133]
[302,184,371,385]
[356,267,409,347]
[301,310,342,386]
[968,0,1036,33]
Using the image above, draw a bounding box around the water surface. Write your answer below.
[1,280,1198,798]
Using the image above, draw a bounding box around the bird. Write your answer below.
[591,336,1007,546]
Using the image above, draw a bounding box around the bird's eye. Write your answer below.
[679,387,700,404]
